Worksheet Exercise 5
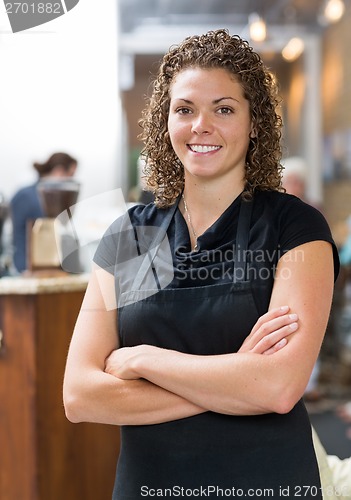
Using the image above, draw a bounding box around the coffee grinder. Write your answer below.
[28,178,80,275]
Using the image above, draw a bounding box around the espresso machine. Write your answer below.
[29,178,80,274]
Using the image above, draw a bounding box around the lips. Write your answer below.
[188,144,221,153]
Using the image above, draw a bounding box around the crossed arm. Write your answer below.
[63,241,334,426]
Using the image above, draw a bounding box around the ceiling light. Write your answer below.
[324,0,345,23]
[282,38,305,62]
[249,13,267,42]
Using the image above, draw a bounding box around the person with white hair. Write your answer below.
[282,156,308,200]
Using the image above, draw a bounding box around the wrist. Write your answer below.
[133,344,159,378]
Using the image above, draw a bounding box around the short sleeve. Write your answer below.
[93,212,133,275]
[92,204,175,306]
[278,196,340,281]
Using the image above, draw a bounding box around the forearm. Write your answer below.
[132,347,288,415]
[141,241,332,416]
[63,369,206,426]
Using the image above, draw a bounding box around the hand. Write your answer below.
[105,344,155,380]
[239,306,298,355]
[105,307,297,380]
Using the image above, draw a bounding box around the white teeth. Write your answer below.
[190,145,220,153]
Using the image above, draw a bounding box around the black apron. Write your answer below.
[113,196,321,500]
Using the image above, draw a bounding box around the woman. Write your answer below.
[63,30,339,498]
[10,151,77,272]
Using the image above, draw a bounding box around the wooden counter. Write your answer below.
[0,274,120,500]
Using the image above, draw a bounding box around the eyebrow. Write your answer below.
[174,97,240,104]
[214,97,240,104]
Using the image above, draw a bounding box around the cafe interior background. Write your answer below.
[1,0,351,499]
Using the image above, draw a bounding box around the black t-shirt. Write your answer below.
[94,190,339,316]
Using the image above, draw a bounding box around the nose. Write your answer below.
[191,113,212,135]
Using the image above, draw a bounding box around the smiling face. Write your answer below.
[167,67,254,187]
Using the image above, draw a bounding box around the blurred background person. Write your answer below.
[128,154,155,205]
[136,154,154,205]
[282,156,324,212]
[282,156,308,201]
[9,152,78,273]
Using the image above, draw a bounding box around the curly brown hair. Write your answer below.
[139,29,283,207]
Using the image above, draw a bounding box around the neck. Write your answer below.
[181,177,245,245]
[182,176,245,215]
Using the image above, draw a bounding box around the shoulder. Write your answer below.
[127,201,167,226]
[255,189,316,211]
[93,201,175,273]
[97,201,173,250]
[11,184,38,205]
[255,190,328,226]
[10,184,43,221]
[107,201,173,234]
[255,190,339,280]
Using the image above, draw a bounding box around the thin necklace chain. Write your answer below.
[182,193,199,252]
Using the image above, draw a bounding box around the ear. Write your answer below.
[250,124,257,139]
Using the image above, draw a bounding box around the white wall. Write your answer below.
[0,0,124,204]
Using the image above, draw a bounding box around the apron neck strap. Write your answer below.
[130,196,180,291]
[233,198,253,283]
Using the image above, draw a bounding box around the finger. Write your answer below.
[246,313,298,349]
[251,321,298,354]
[263,338,288,355]
[249,306,290,336]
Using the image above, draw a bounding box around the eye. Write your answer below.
[175,107,193,115]
[217,106,233,115]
